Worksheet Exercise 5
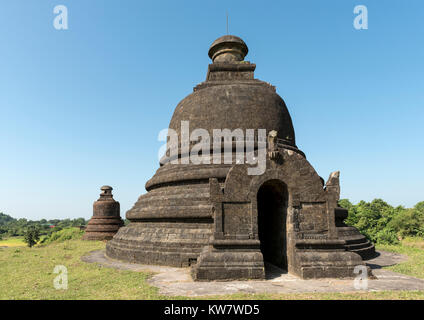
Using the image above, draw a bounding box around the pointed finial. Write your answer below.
[226,11,229,35]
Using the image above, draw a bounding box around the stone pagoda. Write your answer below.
[106,35,374,280]
[83,186,124,241]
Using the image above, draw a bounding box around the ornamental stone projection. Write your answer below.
[83,186,124,241]
[106,35,375,280]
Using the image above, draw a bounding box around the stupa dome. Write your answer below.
[163,35,298,166]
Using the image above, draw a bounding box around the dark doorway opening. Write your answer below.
[257,180,288,272]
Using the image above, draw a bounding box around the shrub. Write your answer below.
[374,229,399,245]
[41,227,84,244]
[339,199,424,245]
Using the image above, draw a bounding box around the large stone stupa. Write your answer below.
[106,35,374,280]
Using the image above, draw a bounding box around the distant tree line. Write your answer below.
[2,199,424,246]
[339,199,424,244]
[0,212,87,240]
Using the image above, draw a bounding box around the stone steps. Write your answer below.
[336,228,376,260]
[345,240,371,250]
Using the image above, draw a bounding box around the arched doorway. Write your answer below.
[257,179,288,270]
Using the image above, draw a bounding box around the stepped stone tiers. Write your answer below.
[325,172,377,260]
[335,207,377,259]
[106,35,373,280]
[83,186,124,241]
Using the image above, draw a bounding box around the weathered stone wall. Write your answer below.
[106,180,214,267]
[298,203,328,236]
[106,221,212,267]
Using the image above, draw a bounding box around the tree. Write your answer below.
[0,212,16,225]
[24,226,40,248]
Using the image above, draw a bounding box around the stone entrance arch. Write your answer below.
[256,179,288,270]
[248,168,298,275]
[192,160,369,281]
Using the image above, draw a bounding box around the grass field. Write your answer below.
[377,237,424,279]
[0,237,26,247]
[0,238,423,300]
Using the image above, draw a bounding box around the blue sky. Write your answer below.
[0,0,423,220]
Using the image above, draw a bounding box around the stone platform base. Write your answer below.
[81,249,423,297]
[192,246,265,281]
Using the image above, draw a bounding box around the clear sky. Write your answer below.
[0,0,423,220]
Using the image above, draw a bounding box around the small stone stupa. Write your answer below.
[106,35,374,280]
[83,186,124,241]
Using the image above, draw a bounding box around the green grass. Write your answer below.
[0,238,423,299]
[0,237,26,247]
[376,237,424,279]
[0,240,158,299]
